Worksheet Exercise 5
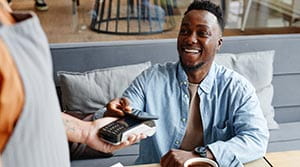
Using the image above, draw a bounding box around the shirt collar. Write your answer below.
[177,62,188,83]
[199,62,216,94]
[177,61,216,94]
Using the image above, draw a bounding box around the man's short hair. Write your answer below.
[184,0,225,32]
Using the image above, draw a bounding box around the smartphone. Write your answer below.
[97,113,157,145]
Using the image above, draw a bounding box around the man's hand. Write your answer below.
[105,98,132,117]
[84,117,146,153]
[160,149,199,167]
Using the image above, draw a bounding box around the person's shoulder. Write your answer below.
[151,62,177,69]
[215,64,255,92]
[146,62,177,74]
[138,62,177,82]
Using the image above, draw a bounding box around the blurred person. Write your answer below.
[7,0,48,11]
[34,0,48,11]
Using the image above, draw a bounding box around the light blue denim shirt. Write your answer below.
[123,61,269,166]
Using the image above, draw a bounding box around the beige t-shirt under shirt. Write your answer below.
[180,82,203,151]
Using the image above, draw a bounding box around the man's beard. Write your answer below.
[180,57,204,72]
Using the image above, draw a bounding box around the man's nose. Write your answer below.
[187,32,198,44]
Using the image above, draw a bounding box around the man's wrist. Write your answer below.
[193,146,215,160]
[206,148,215,160]
[93,107,106,120]
[194,146,207,158]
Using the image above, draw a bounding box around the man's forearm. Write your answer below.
[61,113,91,144]
[207,131,268,167]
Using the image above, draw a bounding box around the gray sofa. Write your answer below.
[50,34,300,167]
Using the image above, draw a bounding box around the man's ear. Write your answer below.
[216,38,223,52]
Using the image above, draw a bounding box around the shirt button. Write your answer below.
[175,141,180,145]
[184,94,188,98]
[182,118,186,122]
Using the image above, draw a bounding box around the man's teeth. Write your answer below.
[185,49,200,53]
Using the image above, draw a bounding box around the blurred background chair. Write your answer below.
[240,0,300,31]
[90,0,176,35]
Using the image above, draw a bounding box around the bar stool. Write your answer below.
[90,0,176,35]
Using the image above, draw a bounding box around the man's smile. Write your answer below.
[184,48,202,54]
[182,47,203,59]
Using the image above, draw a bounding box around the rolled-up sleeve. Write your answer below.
[208,82,269,166]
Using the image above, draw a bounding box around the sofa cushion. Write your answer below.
[268,122,300,152]
[215,50,279,129]
[57,62,151,114]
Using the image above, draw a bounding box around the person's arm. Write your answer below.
[160,83,269,167]
[207,87,269,166]
[61,112,145,153]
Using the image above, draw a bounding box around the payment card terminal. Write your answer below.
[97,109,158,145]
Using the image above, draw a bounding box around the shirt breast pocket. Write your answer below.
[213,120,232,141]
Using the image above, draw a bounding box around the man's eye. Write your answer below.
[180,29,189,35]
[198,31,210,37]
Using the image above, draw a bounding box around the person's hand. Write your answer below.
[105,97,132,117]
[160,149,199,167]
[84,117,146,153]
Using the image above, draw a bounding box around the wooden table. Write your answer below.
[265,150,300,166]
[128,150,300,167]
[127,158,270,167]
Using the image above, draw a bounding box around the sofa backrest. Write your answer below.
[50,34,300,124]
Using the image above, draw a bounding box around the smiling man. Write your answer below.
[106,0,269,166]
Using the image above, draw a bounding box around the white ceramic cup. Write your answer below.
[183,157,218,167]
